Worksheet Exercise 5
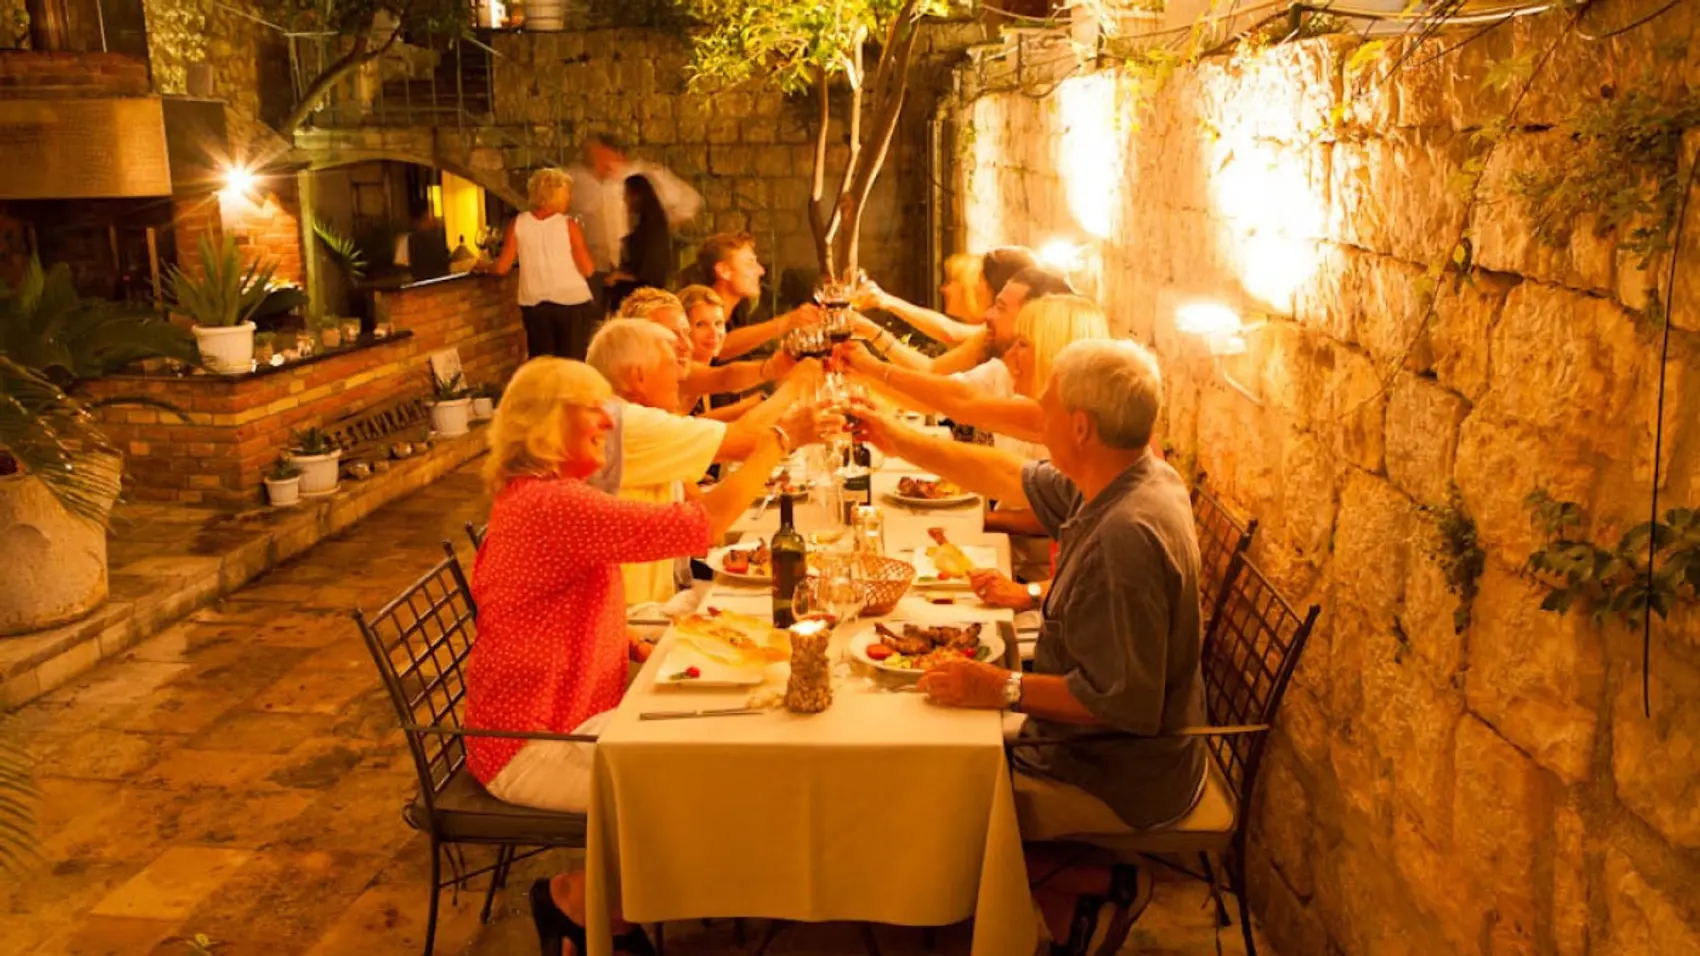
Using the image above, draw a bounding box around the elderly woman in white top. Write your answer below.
[479,167,600,361]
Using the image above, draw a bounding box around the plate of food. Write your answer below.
[848,621,1004,677]
[888,475,979,508]
[656,607,791,686]
[710,541,773,583]
[908,528,998,588]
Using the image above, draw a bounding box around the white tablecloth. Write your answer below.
[585,528,1037,956]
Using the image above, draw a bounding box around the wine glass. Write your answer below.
[796,477,848,551]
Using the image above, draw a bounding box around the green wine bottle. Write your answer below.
[771,493,807,628]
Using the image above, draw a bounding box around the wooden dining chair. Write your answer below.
[352,541,598,955]
[1005,550,1319,956]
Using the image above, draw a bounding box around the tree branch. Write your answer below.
[808,65,834,276]
[842,11,922,275]
[276,12,407,138]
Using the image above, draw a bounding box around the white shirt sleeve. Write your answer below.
[950,359,1015,398]
[634,160,703,227]
[618,403,728,489]
[394,235,410,268]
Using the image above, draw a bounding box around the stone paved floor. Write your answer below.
[4,461,1269,956]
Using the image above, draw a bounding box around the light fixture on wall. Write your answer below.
[1175,301,1266,406]
[1038,238,1085,275]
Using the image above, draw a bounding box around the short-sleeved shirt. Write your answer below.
[1013,454,1207,829]
[609,401,726,603]
[951,359,1047,461]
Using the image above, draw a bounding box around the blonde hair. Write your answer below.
[944,252,985,318]
[678,284,724,314]
[1015,295,1110,398]
[617,287,684,321]
[1052,339,1162,450]
[526,167,574,209]
[483,357,612,495]
[586,317,675,391]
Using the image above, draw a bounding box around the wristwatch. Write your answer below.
[1024,582,1042,610]
[1002,671,1025,712]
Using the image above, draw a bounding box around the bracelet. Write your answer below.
[770,424,793,453]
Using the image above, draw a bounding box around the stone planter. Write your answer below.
[193,322,256,375]
[430,398,473,437]
[264,475,302,507]
[287,449,342,496]
[0,470,117,636]
[471,396,495,421]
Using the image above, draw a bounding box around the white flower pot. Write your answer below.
[0,464,118,635]
[430,398,473,437]
[264,475,302,506]
[193,322,256,374]
[471,396,495,421]
[287,449,342,496]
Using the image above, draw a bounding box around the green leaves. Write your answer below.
[1524,494,1700,629]
[311,217,367,283]
[1423,486,1485,634]
[167,235,277,329]
[0,257,195,391]
[1344,39,1387,80]
[1482,51,1535,95]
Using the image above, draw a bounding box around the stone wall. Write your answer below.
[89,273,524,504]
[0,50,151,96]
[490,23,990,300]
[950,12,1700,956]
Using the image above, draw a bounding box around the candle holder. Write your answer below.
[785,619,834,714]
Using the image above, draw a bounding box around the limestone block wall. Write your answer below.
[951,13,1700,956]
[490,23,989,299]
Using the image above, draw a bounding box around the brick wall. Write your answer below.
[0,51,151,97]
[222,177,304,284]
[88,273,525,504]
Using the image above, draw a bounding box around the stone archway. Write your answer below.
[291,126,529,209]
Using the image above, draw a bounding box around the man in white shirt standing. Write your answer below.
[568,134,704,309]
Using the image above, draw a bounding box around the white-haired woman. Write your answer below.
[468,357,806,956]
[479,167,599,361]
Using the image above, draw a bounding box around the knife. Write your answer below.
[638,707,767,721]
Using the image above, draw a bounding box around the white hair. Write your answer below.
[1050,339,1163,450]
[527,167,574,208]
[586,318,674,391]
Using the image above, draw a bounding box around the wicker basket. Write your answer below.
[855,554,915,616]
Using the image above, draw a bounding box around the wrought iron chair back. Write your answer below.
[466,521,486,550]
[1191,475,1257,628]
[1199,550,1320,804]
[353,548,479,813]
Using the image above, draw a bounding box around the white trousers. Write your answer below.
[485,711,614,813]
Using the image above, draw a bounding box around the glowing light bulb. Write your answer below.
[1175,302,1243,337]
[1038,239,1084,274]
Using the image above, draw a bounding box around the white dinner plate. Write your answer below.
[847,624,1005,679]
[653,640,768,687]
[885,490,981,509]
[906,544,1000,588]
[707,545,772,585]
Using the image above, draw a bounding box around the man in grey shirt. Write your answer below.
[850,337,1206,954]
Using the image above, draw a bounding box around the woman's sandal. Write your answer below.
[528,878,658,956]
[1048,864,1153,956]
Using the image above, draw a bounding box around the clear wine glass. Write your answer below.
[797,477,848,551]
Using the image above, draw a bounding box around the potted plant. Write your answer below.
[286,426,342,496]
[0,257,196,635]
[470,383,496,421]
[167,235,276,375]
[263,457,301,506]
[339,317,363,345]
[315,314,344,349]
[428,369,472,437]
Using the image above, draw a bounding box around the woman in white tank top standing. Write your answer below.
[479,168,599,360]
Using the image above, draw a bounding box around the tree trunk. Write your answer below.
[275,18,404,139]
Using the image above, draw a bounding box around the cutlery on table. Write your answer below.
[639,707,766,721]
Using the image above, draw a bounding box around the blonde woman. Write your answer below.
[479,167,599,360]
[466,357,798,956]
[940,252,987,321]
[621,285,789,421]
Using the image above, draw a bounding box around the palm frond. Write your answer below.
[0,356,121,526]
[0,255,196,388]
[311,217,368,283]
[0,713,40,880]
[166,235,277,328]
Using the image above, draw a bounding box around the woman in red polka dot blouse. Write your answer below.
[467,355,824,956]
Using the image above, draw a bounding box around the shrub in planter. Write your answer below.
[429,369,472,437]
[0,258,196,634]
[286,427,342,496]
[263,458,302,506]
[168,235,275,374]
[470,383,496,421]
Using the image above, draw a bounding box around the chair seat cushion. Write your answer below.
[1070,762,1237,856]
[408,767,590,846]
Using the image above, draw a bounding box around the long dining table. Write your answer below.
[584,448,1040,956]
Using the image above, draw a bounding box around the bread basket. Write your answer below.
[855,554,915,616]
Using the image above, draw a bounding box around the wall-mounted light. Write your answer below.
[219,163,258,203]
[1038,238,1085,275]
[1175,301,1266,405]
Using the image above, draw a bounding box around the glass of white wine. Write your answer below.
[796,477,849,552]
